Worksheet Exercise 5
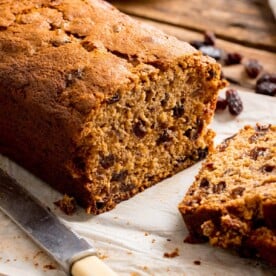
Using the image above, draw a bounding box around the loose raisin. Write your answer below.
[216,96,228,111]
[257,73,276,85]
[225,89,243,116]
[224,52,243,65]
[204,31,216,46]
[245,59,263,78]
[133,120,147,138]
[199,46,222,60]
[256,82,276,96]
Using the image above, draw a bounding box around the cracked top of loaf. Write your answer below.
[0,0,211,117]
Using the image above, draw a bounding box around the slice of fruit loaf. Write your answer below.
[179,124,276,265]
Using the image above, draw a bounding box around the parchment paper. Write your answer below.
[0,89,275,276]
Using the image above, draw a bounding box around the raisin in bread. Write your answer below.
[179,124,276,265]
[0,0,225,214]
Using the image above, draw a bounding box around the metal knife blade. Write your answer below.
[0,168,96,274]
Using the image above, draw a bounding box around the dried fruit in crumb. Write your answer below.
[204,31,216,46]
[225,52,243,65]
[212,181,226,193]
[100,154,115,169]
[216,96,228,111]
[156,129,173,145]
[249,147,267,160]
[199,178,209,189]
[261,164,275,173]
[245,59,263,78]
[225,89,243,116]
[133,120,147,138]
[257,73,276,85]
[231,187,245,198]
[256,82,276,96]
[199,46,222,60]
[106,93,120,104]
[173,104,185,118]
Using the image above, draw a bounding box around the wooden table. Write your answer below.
[111,0,276,91]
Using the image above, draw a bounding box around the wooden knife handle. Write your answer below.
[71,255,117,276]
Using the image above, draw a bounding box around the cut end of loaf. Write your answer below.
[68,54,225,214]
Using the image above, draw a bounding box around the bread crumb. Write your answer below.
[194,260,201,265]
[43,264,56,270]
[33,250,43,260]
[163,248,179,258]
[54,194,77,215]
[98,253,108,260]
[144,232,149,236]
[151,239,156,243]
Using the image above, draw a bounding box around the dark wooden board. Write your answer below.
[111,0,276,52]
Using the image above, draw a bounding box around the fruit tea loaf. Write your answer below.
[179,124,276,265]
[0,0,225,214]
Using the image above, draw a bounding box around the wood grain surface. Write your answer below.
[111,0,276,52]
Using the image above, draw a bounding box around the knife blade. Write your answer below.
[0,168,117,276]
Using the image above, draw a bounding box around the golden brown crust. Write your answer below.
[0,0,225,214]
[179,124,276,265]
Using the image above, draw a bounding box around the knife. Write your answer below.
[0,168,117,276]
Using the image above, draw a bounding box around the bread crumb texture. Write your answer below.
[179,124,276,265]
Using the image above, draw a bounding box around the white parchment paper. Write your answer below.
[0,90,275,276]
